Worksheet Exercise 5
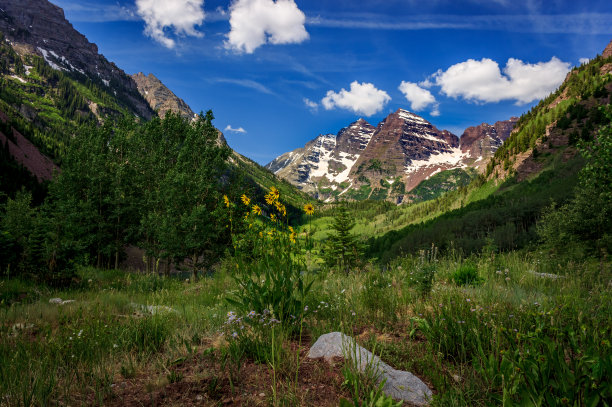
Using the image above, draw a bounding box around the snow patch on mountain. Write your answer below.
[404,148,466,174]
[398,109,428,125]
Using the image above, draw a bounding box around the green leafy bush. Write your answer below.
[500,326,612,406]
[450,263,482,286]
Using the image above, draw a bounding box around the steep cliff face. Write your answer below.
[267,109,520,203]
[131,73,195,120]
[0,0,153,119]
[460,117,518,167]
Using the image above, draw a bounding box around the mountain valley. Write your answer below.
[0,1,611,406]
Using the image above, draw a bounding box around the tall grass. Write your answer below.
[1,244,610,405]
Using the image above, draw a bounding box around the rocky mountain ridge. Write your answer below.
[486,40,612,182]
[0,0,153,119]
[131,72,195,120]
[460,118,519,164]
[266,109,517,203]
[267,118,376,190]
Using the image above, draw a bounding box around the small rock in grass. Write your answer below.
[308,332,432,406]
[49,298,75,305]
[527,270,566,279]
[129,302,178,315]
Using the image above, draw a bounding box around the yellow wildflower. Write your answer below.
[241,194,250,206]
[289,227,297,243]
[270,186,280,200]
[265,192,275,205]
[223,195,230,208]
[270,213,277,222]
[275,201,286,217]
[303,203,314,215]
[252,204,262,216]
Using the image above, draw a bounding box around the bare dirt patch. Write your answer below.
[104,344,350,406]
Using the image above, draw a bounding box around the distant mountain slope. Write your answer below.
[460,117,518,167]
[0,0,153,119]
[131,72,195,120]
[267,109,516,203]
[486,40,612,182]
[0,0,158,165]
[266,118,376,196]
[0,108,57,181]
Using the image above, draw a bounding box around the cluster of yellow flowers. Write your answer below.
[222,187,315,246]
[288,226,297,243]
[264,187,287,218]
[264,186,280,204]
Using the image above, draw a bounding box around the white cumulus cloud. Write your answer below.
[303,97,318,111]
[579,57,591,65]
[225,0,309,54]
[321,81,391,116]
[224,125,247,134]
[398,81,439,116]
[135,0,205,48]
[430,57,570,104]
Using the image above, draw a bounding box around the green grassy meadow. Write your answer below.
[1,248,610,406]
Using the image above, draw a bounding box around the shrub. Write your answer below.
[408,245,438,297]
[450,263,482,286]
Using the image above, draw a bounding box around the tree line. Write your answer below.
[0,112,232,284]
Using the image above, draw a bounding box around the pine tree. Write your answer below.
[324,205,363,273]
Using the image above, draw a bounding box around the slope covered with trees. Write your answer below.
[0,112,232,282]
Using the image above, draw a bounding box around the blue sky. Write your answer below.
[50,0,612,164]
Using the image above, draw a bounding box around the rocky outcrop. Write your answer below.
[0,0,153,119]
[131,72,195,120]
[603,39,612,59]
[459,117,518,167]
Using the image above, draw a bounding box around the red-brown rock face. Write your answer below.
[459,117,518,167]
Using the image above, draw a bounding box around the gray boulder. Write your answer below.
[308,332,432,406]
